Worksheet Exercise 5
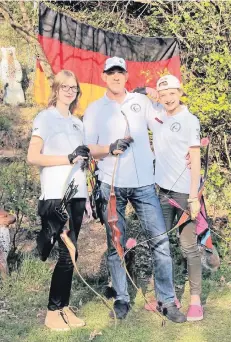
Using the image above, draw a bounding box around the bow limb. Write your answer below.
[107,155,124,258]
[60,226,117,327]
[120,257,166,324]
[172,141,210,229]
[107,188,165,323]
[123,142,211,257]
[118,111,166,325]
[198,141,210,199]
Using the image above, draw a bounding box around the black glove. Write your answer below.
[80,158,90,172]
[68,145,90,164]
[109,137,134,155]
[132,87,147,95]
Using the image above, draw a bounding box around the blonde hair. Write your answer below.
[48,70,82,114]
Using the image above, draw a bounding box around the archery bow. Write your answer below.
[59,168,117,327]
[107,155,124,259]
[107,111,166,324]
[169,140,210,230]
[60,229,117,327]
[123,140,211,259]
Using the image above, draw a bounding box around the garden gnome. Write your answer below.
[0,47,25,105]
[0,209,16,278]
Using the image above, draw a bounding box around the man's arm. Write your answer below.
[88,144,110,159]
[83,104,132,159]
[88,137,133,159]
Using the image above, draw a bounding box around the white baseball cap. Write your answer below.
[104,56,127,72]
[156,75,181,91]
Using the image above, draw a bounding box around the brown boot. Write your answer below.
[63,307,86,328]
[45,309,70,331]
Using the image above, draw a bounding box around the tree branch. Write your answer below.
[0,3,54,82]
[152,3,191,50]
[224,132,231,170]
[18,1,32,32]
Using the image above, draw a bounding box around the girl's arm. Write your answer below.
[27,136,82,167]
[188,146,201,220]
[189,146,201,198]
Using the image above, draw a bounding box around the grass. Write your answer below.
[1,255,231,342]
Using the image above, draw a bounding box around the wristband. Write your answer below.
[68,154,74,164]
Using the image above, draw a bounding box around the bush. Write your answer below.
[0,115,11,131]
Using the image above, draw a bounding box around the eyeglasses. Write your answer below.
[60,84,79,93]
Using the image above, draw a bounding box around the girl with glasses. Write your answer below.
[27,70,89,331]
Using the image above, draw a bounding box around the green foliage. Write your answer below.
[0,1,231,314]
[0,162,39,214]
[146,2,231,139]
[0,115,11,131]
[1,256,231,342]
[0,162,40,248]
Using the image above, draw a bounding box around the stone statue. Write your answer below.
[0,47,25,106]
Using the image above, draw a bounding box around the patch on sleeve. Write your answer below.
[196,128,200,140]
[73,123,81,131]
[155,117,163,124]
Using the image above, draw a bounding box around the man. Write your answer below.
[83,56,186,323]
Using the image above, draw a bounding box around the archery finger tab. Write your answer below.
[114,150,124,155]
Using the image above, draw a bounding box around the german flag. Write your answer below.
[35,2,181,114]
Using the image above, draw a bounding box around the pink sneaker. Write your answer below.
[174,297,182,309]
[144,297,181,312]
[144,300,157,312]
[187,305,203,321]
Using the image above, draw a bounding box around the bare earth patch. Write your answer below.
[76,220,108,278]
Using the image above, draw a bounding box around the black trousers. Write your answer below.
[159,188,202,296]
[39,198,86,311]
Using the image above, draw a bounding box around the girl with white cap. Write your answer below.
[150,74,203,321]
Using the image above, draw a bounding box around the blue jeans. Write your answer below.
[100,182,175,305]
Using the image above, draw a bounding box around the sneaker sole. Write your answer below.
[187,315,204,322]
[69,323,86,328]
[109,311,129,320]
[145,302,181,311]
[45,326,70,331]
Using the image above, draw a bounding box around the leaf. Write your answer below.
[89,330,102,341]
[220,276,226,285]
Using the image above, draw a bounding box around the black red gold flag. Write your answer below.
[35,2,181,114]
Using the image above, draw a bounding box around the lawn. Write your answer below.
[1,255,231,342]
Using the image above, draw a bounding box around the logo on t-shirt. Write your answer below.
[73,124,80,131]
[131,104,141,112]
[170,122,181,132]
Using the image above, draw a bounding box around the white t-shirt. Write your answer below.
[151,105,200,194]
[83,92,155,188]
[32,106,87,200]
